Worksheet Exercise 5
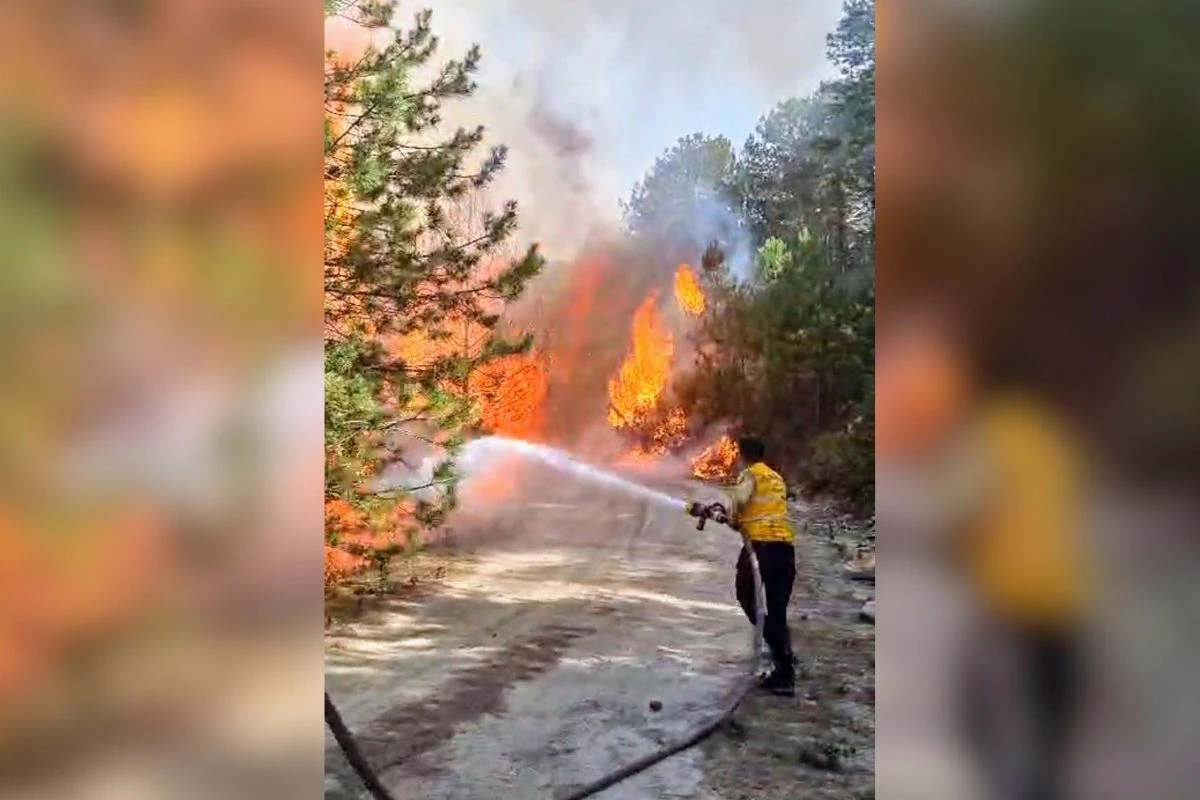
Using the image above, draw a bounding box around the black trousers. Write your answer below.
[735,540,796,679]
[962,621,1082,800]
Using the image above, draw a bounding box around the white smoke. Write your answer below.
[424,0,842,259]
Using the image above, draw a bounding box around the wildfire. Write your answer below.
[691,435,739,481]
[607,293,692,465]
[674,264,706,317]
[607,292,674,432]
[476,349,549,441]
[381,254,551,443]
[649,407,688,453]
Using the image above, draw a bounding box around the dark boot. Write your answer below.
[758,669,795,697]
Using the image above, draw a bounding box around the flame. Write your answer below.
[650,407,688,453]
[555,255,605,389]
[381,255,550,443]
[674,264,706,317]
[607,293,692,465]
[607,292,673,432]
[691,435,739,481]
[476,350,549,440]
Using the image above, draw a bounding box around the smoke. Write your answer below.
[424,0,842,258]
[668,192,760,284]
[330,2,841,485]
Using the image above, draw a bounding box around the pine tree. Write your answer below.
[324,1,543,576]
[620,133,738,255]
[663,0,875,512]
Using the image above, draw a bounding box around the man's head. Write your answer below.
[735,435,766,468]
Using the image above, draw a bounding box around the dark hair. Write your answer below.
[736,435,765,463]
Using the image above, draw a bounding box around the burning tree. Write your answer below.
[607,292,689,459]
[674,264,707,317]
[691,435,739,481]
[324,2,542,583]
[607,293,672,429]
[474,348,549,440]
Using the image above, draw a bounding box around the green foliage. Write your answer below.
[661,0,875,514]
[734,0,874,275]
[677,235,873,479]
[324,1,543,558]
[620,133,738,253]
[324,334,388,499]
[807,388,875,514]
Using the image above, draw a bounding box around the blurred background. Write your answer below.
[3,0,1199,797]
[0,1,324,797]
[876,0,1200,798]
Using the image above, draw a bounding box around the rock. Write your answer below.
[836,682,852,695]
[859,599,875,624]
[798,742,843,772]
[843,552,875,582]
[648,700,663,712]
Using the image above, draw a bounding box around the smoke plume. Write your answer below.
[425,0,841,257]
[329,1,842,497]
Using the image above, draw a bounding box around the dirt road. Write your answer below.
[324,468,874,799]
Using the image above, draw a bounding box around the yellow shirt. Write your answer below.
[963,395,1090,629]
[729,462,794,543]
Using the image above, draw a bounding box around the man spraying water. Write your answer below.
[451,435,798,696]
[689,436,797,697]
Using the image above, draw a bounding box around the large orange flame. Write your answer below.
[607,292,673,432]
[607,293,692,463]
[381,254,550,443]
[674,264,706,317]
[476,350,549,441]
[691,435,739,481]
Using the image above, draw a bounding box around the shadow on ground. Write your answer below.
[324,468,758,799]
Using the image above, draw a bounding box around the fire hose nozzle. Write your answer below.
[687,501,729,530]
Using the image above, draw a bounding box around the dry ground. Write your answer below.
[700,502,875,800]
[324,469,874,799]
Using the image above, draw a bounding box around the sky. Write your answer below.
[424,0,844,257]
[328,0,844,259]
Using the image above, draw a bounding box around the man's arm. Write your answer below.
[726,471,755,526]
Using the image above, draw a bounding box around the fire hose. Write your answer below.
[326,500,766,800]
[554,501,765,800]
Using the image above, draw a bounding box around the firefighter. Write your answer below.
[725,435,798,696]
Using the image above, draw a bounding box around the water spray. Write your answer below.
[458,441,766,664]
[336,434,770,800]
[458,436,689,512]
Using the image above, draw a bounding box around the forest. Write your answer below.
[324,0,876,585]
